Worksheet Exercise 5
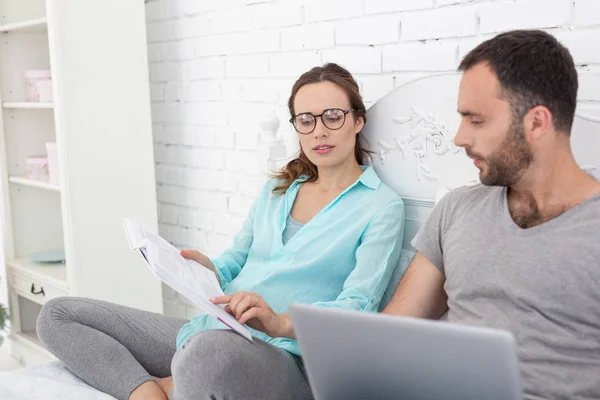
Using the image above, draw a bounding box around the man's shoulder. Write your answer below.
[578,192,600,220]
[448,182,499,196]
[438,183,502,211]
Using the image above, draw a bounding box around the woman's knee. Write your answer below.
[171,330,249,387]
[36,296,74,347]
[171,331,310,400]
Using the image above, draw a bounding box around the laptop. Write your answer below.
[290,303,523,400]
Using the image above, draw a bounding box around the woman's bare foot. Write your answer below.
[155,376,174,398]
[128,381,168,400]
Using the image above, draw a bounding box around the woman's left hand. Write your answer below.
[211,291,291,338]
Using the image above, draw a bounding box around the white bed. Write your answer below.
[1,73,598,399]
[0,361,115,399]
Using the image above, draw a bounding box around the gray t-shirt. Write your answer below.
[414,184,600,400]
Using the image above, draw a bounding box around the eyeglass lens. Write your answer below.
[294,109,347,134]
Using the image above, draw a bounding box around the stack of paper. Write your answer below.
[123,217,252,342]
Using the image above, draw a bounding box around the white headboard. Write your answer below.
[259,73,600,251]
[258,73,599,307]
[365,73,599,250]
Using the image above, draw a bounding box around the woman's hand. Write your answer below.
[211,291,294,339]
[180,249,220,284]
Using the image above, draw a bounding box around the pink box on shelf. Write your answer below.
[25,156,49,182]
[38,79,53,102]
[25,69,52,102]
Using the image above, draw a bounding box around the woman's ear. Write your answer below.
[354,116,365,134]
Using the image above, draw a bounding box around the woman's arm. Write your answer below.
[311,200,405,312]
[211,200,406,339]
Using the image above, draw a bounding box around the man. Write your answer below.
[383,30,600,399]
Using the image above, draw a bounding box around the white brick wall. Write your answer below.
[479,0,572,34]
[334,15,400,45]
[401,5,478,41]
[145,0,600,319]
[575,0,600,27]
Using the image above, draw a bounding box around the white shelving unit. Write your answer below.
[8,176,60,191]
[0,17,47,33]
[0,0,163,366]
[2,102,54,109]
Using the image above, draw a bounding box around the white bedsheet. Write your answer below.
[0,361,116,400]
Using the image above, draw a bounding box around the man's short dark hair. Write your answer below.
[458,30,578,135]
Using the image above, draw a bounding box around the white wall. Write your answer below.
[144,0,600,318]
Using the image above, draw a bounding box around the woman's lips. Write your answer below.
[313,145,335,155]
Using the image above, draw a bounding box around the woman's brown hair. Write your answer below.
[272,63,371,194]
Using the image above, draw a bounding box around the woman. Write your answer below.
[36,63,405,400]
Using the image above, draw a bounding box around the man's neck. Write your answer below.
[507,153,600,228]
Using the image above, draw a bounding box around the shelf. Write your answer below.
[0,17,47,33]
[7,257,68,290]
[9,176,60,191]
[3,102,54,109]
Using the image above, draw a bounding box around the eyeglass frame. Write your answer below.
[289,108,356,135]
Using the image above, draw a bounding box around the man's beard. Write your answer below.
[471,121,534,187]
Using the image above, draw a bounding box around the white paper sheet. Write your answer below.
[123,217,253,342]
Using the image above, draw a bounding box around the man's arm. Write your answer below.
[382,251,448,319]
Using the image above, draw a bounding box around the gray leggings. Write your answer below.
[36,297,313,400]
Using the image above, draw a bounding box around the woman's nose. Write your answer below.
[313,118,328,138]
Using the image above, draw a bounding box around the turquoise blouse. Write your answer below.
[176,166,405,355]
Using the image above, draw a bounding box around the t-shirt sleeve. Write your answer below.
[412,191,454,276]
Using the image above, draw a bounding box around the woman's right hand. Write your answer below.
[180,249,217,274]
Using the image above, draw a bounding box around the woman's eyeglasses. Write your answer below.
[290,108,355,134]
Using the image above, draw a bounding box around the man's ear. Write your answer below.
[524,105,552,141]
